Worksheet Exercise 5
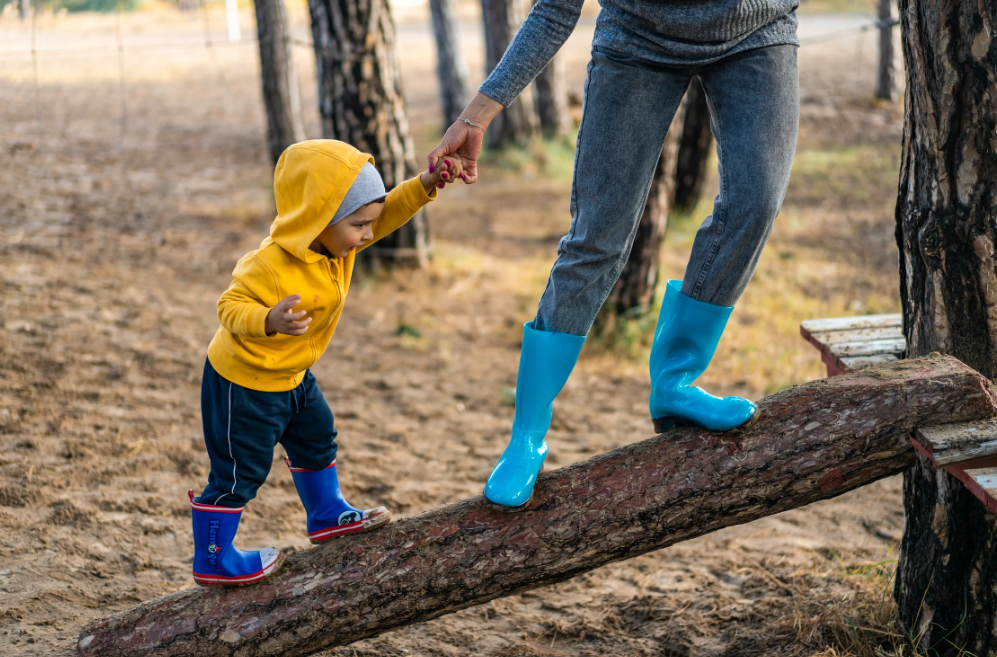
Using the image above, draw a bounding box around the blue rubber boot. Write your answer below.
[484,321,585,510]
[189,490,284,587]
[649,280,758,432]
[286,458,390,543]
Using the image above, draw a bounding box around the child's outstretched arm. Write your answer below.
[357,160,462,252]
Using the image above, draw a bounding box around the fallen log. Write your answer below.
[78,354,997,657]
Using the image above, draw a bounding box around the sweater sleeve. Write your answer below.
[217,253,280,339]
[357,176,438,251]
[478,0,584,107]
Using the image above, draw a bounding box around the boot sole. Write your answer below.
[653,406,761,434]
[484,494,533,513]
[310,509,392,544]
[193,550,286,588]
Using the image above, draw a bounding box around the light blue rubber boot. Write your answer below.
[649,280,758,433]
[484,321,585,510]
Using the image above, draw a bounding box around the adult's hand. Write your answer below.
[427,93,504,185]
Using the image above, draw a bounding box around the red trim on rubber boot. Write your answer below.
[188,489,244,513]
[284,456,336,473]
[308,509,389,544]
[193,568,266,586]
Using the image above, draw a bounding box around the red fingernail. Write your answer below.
[444,159,451,167]
[429,162,435,174]
[441,172,449,179]
[460,173,466,180]
[437,182,445,188]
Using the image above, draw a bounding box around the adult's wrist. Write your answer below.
[458,92,503,131]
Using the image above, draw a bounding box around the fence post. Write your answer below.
[225,0,241,42]
[876,0,895,101]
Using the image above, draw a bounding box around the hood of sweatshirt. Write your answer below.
[269,139,375,264]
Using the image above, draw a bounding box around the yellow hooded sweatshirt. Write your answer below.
[206,140,436,392]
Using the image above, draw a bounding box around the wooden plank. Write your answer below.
[838,354,899,371]
[807,326,905,347]
[965,467,997,498]
[946,465,997,515]
[800,313,902,333]
[910,434,997,515]
[831,338,907,358]
[915,419,997,465]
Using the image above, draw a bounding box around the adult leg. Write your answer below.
[280,371,390,542]
[648,45,799,433]
[683,45,799,306]
[485,50,693,509]
[535,49,694,336]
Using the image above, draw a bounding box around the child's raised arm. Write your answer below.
[420,157,465,194]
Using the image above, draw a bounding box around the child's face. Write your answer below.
[313,202,383,257]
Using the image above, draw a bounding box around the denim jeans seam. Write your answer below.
[566,57,596,246]
[692,76,728,301]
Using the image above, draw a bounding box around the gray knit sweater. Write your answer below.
[480,0,800,107]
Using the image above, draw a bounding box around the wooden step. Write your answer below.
[800,313,904,377]
[913,419,997,514]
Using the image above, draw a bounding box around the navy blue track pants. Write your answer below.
[198,359,338,508]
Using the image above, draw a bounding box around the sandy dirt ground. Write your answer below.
[0,5,911,656]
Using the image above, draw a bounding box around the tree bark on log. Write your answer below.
[601,104,685,318]
[480,0,538,148]
[893,0,997,653]
[673,76,713,213]
[876,0,896,101]
[429,0,469,128]
[533,56,571,138]
[255,0,306,165]
[77,355,997,657]
[308,0,430,267]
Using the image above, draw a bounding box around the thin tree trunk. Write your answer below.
[673,77,713,213]
[429,0,469,128]
[77,355,997,657]
[601,104,685,318]
[876,0,896,101]
[255,0,305,165]
[533,56,571,138]
[18,0,28,20]
[480,0,538,148]
[893,0,997,653]
[308,0,430,267]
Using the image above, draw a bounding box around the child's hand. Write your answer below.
[265,295,311,336]
[420,157,465,194]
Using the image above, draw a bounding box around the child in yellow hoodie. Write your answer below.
[188,139,461,587]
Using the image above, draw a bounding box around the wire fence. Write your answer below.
[1,9,900,160]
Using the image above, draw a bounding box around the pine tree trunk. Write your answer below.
[255,0,306,165]
[533,56,571,138]
[308,0,430,267]
[893,0,997,653]
[602,104,685,317]
[429,0,469,128]
[673,77,713,213]
[876,0,896,101]
[480,0,538,148]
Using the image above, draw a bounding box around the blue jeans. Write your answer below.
[534,45,799,336]
[199,359,338,507]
